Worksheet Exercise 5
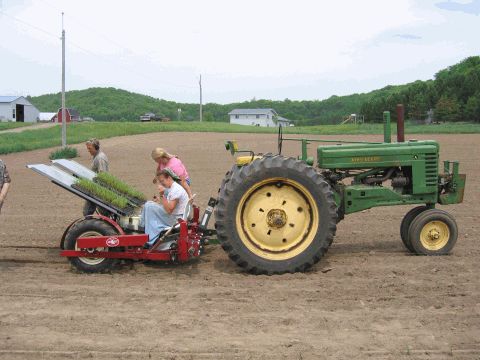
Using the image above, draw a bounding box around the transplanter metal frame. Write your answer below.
[59,218,202,262]
[51,159,96,180]
[27,164,130,216]
[53,159,145,209]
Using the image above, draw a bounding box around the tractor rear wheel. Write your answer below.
[218,165,237,196]
[400,206,427,252]
[64,219,119,273]
[215,155,337,275]
[408,209,458,255]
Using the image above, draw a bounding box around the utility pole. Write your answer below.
[61,12,67,148]
[199,74,202,122]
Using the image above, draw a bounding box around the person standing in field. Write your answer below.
[151,148,193,199]
[0,159,11,215]
[83,138,109,216]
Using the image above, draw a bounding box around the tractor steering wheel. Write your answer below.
[278,125,283,155]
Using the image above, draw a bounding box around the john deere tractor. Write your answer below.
[215,108,466,275]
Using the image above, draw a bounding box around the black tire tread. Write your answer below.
[64,219,119,273]
[215,155,337,275]
[408,209,458,255]
[400,206,428,253]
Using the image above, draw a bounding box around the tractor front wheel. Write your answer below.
[64,219,119,273]
[408,209,458,255]
[215,155,337,275]
[400,206,427,252]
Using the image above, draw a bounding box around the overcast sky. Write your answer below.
[0,0,479,103]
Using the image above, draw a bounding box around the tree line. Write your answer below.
[360,56,480,123]
[28,56,480,125]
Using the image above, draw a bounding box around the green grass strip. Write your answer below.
[49,146,78,160]
[1,121,480,155]
[0,122,32,131]
[75,178,130,209]
[95,172,146,201]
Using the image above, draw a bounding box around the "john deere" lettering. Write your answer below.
[351,156,381,163]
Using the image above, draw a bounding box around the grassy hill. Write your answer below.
[29,88,199,123]
[28,56,480,125]
[26,85,411,125]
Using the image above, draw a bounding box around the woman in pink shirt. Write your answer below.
[151,148,193,199]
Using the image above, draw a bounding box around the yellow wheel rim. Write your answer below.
[236,178,319,261]
[420,221,450,251]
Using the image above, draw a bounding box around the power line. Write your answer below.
[35,0,198,89]
[0,8,197,90]
[37,0,137,55]
[0,10,91,56]
[0,10,59,40]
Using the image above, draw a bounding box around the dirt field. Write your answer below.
[0,132,479,359]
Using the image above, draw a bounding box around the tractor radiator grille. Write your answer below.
[425,153,438,187]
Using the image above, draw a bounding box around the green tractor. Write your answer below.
[215,109,466,275]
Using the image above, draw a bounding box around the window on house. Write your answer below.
[267,115,269,119]
[12,109,15,119]
[235,115,239,119]
[256,115,260,119]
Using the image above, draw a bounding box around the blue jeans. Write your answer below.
[140,201,175,244]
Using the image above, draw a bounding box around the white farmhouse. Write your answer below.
[229,108,289,127]
[0,96,39,123]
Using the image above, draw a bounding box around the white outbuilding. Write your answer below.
[228,108,290,127]
[38,112,58,122]
[0,96,39,123]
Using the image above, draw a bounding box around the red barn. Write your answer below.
[56,108,80,123]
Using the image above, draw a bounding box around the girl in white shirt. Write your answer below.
[140,169,189,247]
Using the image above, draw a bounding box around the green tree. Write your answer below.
[434,96,461,123]
[408,94,428,121]
[464,93,480,122]
[203,112,215,122]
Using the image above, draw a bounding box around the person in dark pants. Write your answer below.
[0,159,11,215]
[83,138,109,216]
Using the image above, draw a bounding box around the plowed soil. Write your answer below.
[0,132,478,359]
